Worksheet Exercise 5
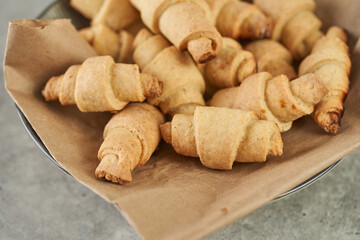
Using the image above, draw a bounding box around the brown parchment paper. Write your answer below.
[3,0,360,239]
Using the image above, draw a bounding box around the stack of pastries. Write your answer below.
[42,0,352,184]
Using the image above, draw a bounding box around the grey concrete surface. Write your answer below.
[0,1,359,240]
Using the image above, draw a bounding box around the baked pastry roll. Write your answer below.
[42,56,162,112]
[206,0,272,39]
[129,0,223,63]
[299,27,351,134]
[70,0,139,30]
[80,24,134,63]
[96,103,164,183]
[161,106,283,170]
[245,40,297,80]
[209,72,328,132]
[199,37,256,97]
[254,0,323,60]
[133,29,206,116]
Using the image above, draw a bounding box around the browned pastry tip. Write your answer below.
[140,73,163,98]
[160,122,172,144]
[95,154,132,184]
[42,75,62,101]
[242,14,273,39]
[317,112,341,135]
[79,27,95,42]
[269,127,283,156]
[313,92,346,135]
[188,38,217,64]
[326,26,347,43]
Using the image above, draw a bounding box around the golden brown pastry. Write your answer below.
[70,0,139,30]
[209,72,328,132]
[200,37,256,97]
[299,27,351,134]
[133,28,206,116]
[96,103,164,184]
[129,0,223,63]
[254,0,323,60]
[124,19,146,37]
[245,40,297,80]
[206,0,272,39]
[80,24,134,63]
[42,56,162,112]
[70,0,105,19]
[161,106,283,170]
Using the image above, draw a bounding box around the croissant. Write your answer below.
[96,103,165,183]
[245,40,297,80]
[129,0,223,63]
[254,0,323,60]
[70,0,139,30]
[160,106,283,170]
[206,0,272,39]
[133,28,205,116]
[42,56,162,112]
[200,37,256,97]
[299,27,351,134]
[209,72,328,132]
[80,24,134,63]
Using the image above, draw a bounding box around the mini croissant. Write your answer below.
[80,24,134,63]
[254,0,323,60]
[299,27,351,134]
[209,72,328,132]
[133,29,206,116]
[206,0,273,39]
[161,106,283,170]
[42,56,162,112]
[96,103,165,184]
[70,0,139,30]
[129,0,223,63]
[200,37,256,96]
[245,40,297,80]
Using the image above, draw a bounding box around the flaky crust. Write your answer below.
[209,72,328,132]
[96,103,164,183]
[42,56,162,112]
[133,29,205,116]
[254,0,323,60]
[161,106,283,170]
[245,40,297,80]
[299,26,351,134]
[206,0,272,39]
[130,0,222,63]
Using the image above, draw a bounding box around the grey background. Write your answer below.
[0,1,359,239]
